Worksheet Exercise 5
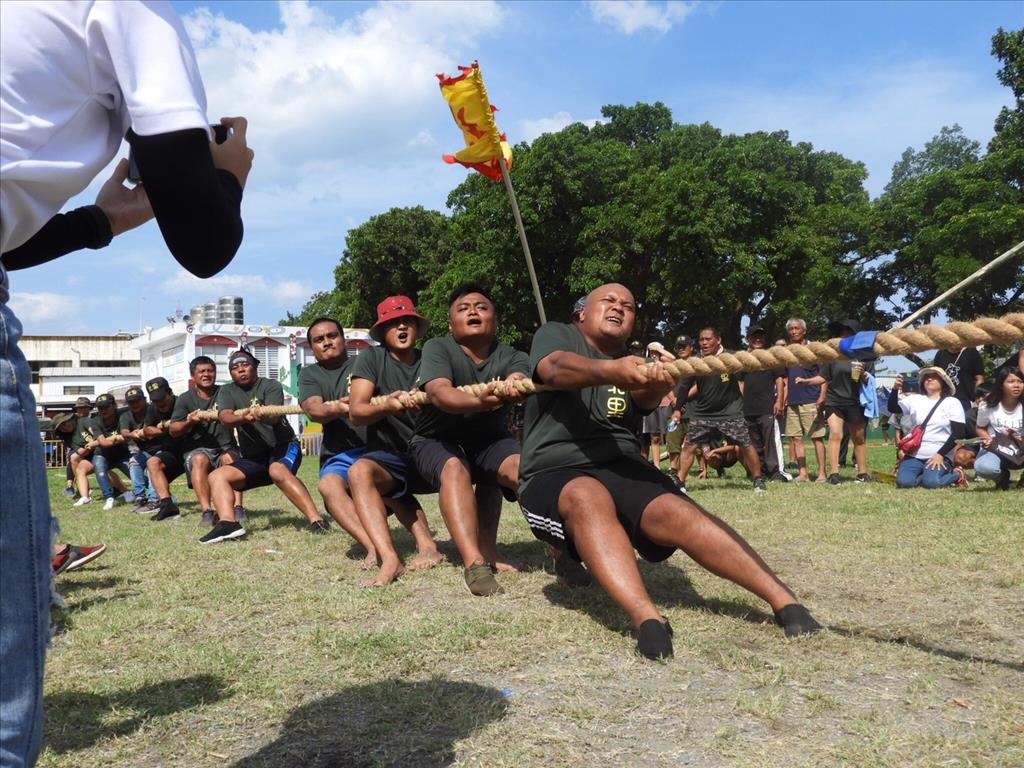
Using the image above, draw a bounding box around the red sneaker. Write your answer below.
[52,544,107,574]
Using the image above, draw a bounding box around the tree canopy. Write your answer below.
[285,27,1023,348]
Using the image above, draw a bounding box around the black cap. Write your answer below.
[145,377,172,401]
[675,335,693,348]
[228,348,259,369]
[125,385,146,403]
[827,318,861,336]
[95,393,116,408]
[747,324,766,336]
[74,396,92,409]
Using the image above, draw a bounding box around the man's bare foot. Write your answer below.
[363,559,405,587]
[359,551,378,570]
[491,559,520,573]
[407,548,442,571]
[795,472,810,483]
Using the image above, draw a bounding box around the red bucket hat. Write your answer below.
[370,296,428,342]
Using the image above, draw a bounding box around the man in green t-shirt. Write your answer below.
[168,356,244,527]
[299,317,438,572]
[675,326,767,493]
[518,282,821,659]
[117,384,161,513]
[349,297,442,587]
[409,283,530,597]
[201,349,328,544]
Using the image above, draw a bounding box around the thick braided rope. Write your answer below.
[83,433,125,451]
[188,313,1024,419]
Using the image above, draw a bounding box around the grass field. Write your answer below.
[40,443,1020,768]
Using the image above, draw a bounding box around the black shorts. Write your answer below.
[823,404,866,425]
[153,450,185,482]
[519,455,683,563]
[410,434,520,501]
[232,441,302,491]
[356,450,435,498]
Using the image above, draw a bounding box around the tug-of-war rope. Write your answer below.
[175,312,1023,423]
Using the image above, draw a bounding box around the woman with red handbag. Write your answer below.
[974,365,1024,490]
[890,367,968,488]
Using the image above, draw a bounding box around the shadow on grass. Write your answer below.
[53,574,142,635]
[233,678,508,768]
[44,674,229,753]
[828,626,1024,673]
[542,559,774,637]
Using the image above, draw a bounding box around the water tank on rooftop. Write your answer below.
[189,305,205,325]
[203,302,218,323]
[217,295,244,325]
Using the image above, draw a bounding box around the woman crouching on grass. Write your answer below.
[889,367,968,489]
[974,366,1023,490]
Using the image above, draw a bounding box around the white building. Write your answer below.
[21,334,140,413]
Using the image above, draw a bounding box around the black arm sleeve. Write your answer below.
[937,421,967,456]
[128,128,243,278]
[887,388,901,414]
[2,206,112,270]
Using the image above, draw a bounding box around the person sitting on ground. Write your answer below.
[201,349,328,544]
[974,365,1023,490]
[408,283,534,596]
[82,393,135,510]
[299,317,438,572]
[63,397,96,498]
[676,326,768,493]
[118,385,161,514]
[890,367,967,489]
[69,400,127,505]
[348,296,442,586]
[783,318,827,483]
[50,412,86,499]
[169,356,245,527]
[796,319,871,484]
[139,377,192,521]
[518,282,822,659]
[741,324,790,482]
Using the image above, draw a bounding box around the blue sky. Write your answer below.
[8,0,1021,335]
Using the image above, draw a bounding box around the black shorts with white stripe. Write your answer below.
[518,454,681,564]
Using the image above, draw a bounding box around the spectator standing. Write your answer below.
[742,325,790,481]
[933,346,986,412]
[783,318,827,482]
[666,335,693,481]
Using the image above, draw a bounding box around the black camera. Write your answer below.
[127,124,229,184]
[901,372,919,394]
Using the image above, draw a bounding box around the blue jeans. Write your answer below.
[974,449,1007,481]
[896,455,959,488]
[129,451,158,501]
[1,267,51,767]
[93,453,132,500]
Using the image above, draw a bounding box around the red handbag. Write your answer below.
[896,398,944,454]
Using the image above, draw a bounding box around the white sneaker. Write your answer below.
[121,491,136,503]
[102,497,116,511]
[73,496,93,507]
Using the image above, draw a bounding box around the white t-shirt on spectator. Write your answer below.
[977,402,1023,436]
[1,0,210,253]
[895,394,965,459]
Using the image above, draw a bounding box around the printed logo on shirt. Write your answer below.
[606,386,628,418]
[945,363,960,386]
[249,396,262,408]
[720,373,730,383]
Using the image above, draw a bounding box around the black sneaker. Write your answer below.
[199,520,246,544]
[152,498,180,522]
[233,505,248,523]
[753,476,767,493]
[307,519,330,535]
[636,618,674,660]
[855,473,871,483]
[769,471,792,483]
[775,604,823,637]
[828,473,841,485]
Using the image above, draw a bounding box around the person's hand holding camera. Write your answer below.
[210,116,254,188]
[95,158,154,236]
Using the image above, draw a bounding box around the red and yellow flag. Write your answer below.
[437,61,512,181]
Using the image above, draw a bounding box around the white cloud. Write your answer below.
[588,1,696,35]
[687,59,1008,196]
[184,1,504,187]
[162,271,314,304]
[520,111,602,142]
[8,292,102,327]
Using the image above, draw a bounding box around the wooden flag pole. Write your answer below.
[499,159,547,325]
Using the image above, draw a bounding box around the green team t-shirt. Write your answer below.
[297,357,366,462]
[519,323,645,491]
[350,345,420,453]
[119,406,156,453]
[84,411,129,461]
[216,377,295,458]
[413,334,530,443]
[171,387,236,452]
[687,351,744,419]
[62,419,90,451]
[144,400,183,454]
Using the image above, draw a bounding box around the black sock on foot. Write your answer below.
[636,618,674,659]
[775,604,823,637]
